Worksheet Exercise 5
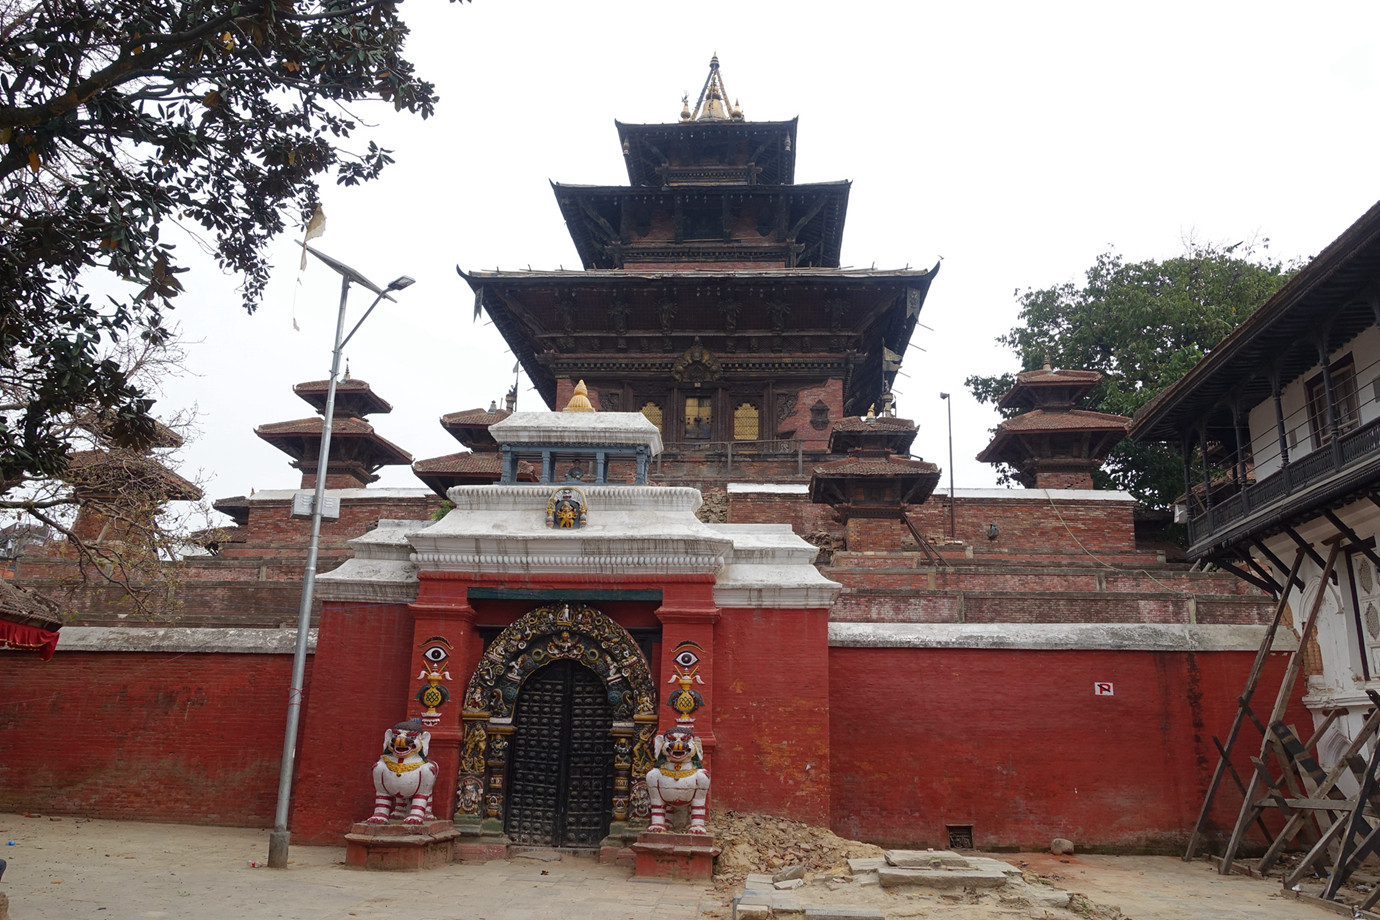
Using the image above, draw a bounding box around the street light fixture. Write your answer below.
[940,392,955,540]
[267,245,413,869]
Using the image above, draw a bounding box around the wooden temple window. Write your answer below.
[1307,354,1359,449]
[684,397,712,441]
[640,401,663,433]
[733,402,760,441]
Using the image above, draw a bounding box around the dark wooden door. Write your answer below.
[505,660,613,847]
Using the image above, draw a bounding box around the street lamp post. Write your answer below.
[267,245,414,869]
[940,392,955,540]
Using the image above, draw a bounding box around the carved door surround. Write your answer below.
[456,602,658,843]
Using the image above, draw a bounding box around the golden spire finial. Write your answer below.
[689,53,735,122]
[564,380,595,413]
[680,93,691,122]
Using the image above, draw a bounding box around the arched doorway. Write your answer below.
[457,603,658,845]
[506,660,613,846]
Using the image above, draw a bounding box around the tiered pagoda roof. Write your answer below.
[810,413,940,513]
[977,365,1129,490]
[255,375,411,488]
[459,55,937,420]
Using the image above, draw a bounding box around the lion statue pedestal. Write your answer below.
[344,722,458,870]
[631,725,719,879]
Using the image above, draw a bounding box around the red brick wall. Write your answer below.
[905,496,1137,555]
[1035,470,1095,490]
[292,600,417,842]
[229,496,438,555]
[828,646,1305,850]
[777,381,843,449]
[729,492,839,536]
[0,652,307,825]
[712,606,832,824]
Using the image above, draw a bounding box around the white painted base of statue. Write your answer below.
[365,722,439,825]
[645,724,710,834]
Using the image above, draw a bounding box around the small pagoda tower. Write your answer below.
[976,365,1130,490]
[65,418,202,545]
[255,375,411,489]
[809,413,940,551]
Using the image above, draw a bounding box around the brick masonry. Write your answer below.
[0,651,309,825]
[827,645,1308,851]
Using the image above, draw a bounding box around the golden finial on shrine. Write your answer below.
[564,380,595,412]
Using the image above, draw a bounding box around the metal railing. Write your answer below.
[1189,415,1380,544]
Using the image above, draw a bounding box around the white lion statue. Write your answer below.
[365,722,439,825]
[645,724,710,834]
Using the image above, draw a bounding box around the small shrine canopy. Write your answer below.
[490,384,664,485]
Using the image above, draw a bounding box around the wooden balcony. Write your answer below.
[1188,415,1380,556]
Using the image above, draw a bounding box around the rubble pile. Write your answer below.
[708,810,884,883]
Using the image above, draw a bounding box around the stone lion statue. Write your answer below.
[645,724,710,834]
[365,721,439,825]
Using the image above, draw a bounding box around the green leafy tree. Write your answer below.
[966,240,1297,511]
[0,0,462,612]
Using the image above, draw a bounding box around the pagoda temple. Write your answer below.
[459,54,938,488]
[976,364,1130,490]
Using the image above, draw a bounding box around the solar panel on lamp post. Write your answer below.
[267,245,414,869]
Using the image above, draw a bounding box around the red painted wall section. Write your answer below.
[292,600,415,842]
[828,646,1307,851]
[712,606,831,825]
[0,652,304,826]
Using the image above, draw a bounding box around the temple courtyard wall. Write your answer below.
[0,485,1298,853]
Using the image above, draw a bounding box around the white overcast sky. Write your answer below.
[148,1,1380,511]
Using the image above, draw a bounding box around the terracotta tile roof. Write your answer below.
[413,452,505,474]
[0,578,62,630]
[441,408,512,427]
[995,409,1130,432]
[292,378,393,416]
[65,450,203,501]
[254,417,411,465]
[830,416,917,433]
[1013,368,1102,385]
[813,455,939,477]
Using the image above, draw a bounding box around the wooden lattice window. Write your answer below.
[734,403,760,441]
[640,402,663,433]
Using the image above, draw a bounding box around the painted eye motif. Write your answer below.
[674,648,699,668]
[423,646,449,664]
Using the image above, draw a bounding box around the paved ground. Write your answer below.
[0,814,1350,920]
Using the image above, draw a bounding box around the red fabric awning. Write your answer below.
[0,620,59,659]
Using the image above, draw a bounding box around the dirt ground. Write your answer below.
[0,812,1351,920]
